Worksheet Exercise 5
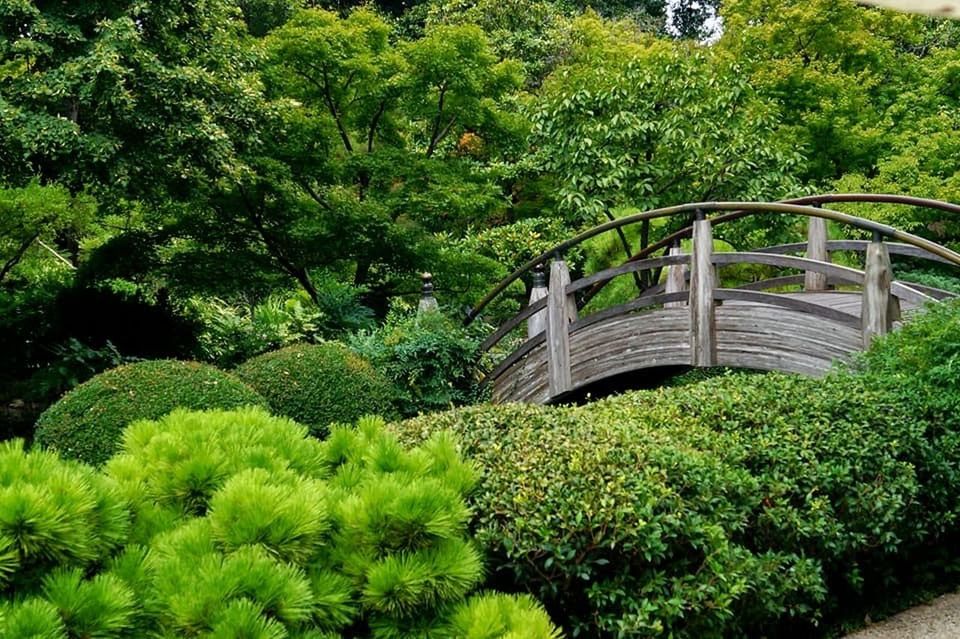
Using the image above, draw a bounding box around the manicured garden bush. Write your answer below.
[33,359,266,466]
[2,408,561,638]
[395,364,960,637]
[236,342,396,435]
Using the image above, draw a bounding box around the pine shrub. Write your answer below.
[236,342,396,436]
[0,442,133,637]
[34,359,266,466]
[2,407,562,638]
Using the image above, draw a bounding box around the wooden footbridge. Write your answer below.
[464,195,960,404]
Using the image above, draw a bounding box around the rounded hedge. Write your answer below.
[235,342,395,435]
[34,360,267,466]
[395,368,960,637]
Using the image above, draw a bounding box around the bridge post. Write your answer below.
[546,257,576,398]
[805,211,830,291]
[690,213,717,367]
[665,242,687,308]
[861,233,901,347]
[527,263,548,339]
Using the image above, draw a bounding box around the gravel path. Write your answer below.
[845,591,960,638]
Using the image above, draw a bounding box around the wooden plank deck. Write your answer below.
[490,291,926,404]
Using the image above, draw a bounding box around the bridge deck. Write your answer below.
[491,292,922,404]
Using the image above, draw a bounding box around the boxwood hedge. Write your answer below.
[34,359,266,466]
[235,342,396,436]
[395,364,960,637]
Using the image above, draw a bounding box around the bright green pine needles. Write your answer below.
[0,441,129,592]
[1,407,561,638]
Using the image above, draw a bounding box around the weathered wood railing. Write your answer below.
[469,196,960,403]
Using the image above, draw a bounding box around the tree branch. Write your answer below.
[368,100,386,153]
[293,66,354,153]
[237,185,321,305]
[425,84,448,158]
[0,232,41,284]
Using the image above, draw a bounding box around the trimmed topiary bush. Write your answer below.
[1,407,561,638]
[395,364,960,637]
[34,359,266,466]
[236,342,396,436]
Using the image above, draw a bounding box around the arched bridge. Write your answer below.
[465,195,960,404]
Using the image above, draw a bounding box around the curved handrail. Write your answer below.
[465,198,960,325]
[477,246,938,357]
[754,240,954,264]
[580,194,960,307]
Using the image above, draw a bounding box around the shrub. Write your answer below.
[1,407,562,638]
[395,367,960,637]
[34,359,266,466]
[236,342,395,436]
[350,310,484,418]
[0,441,130,598]
[187,284,375,367]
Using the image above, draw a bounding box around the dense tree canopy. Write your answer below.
[2,0,960,404]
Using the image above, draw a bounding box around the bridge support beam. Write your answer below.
[546,258,576,398]
[690,215,717,367]
[862,235,901,347]
[805,214,830,291]
[665,243,687,308]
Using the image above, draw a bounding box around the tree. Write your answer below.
[532,14,803,252]
[717,0,936,183]
[0,182,94,284]
[832,44,960,242]
[165,8,526,308]
[0,0,263,204]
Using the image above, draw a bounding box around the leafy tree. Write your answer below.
[832,44,960,243]
[169,8,526,309]
[532,14,803,254]
[717,0,937,183]
[0,182,94,284]
[0,0,263,204]
[423,0,574,86]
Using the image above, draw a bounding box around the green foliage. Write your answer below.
[168,6,529,311]
[0,182,95,284]
[896,268,960,294]
[423,0,574,86]
[350,311,484,417]
[1,407,561,638]
[27,339,132,400]
[0,0,262,201]
[0,408,561,637]
[0,441,129,596]
[236,342,396,435]
[188,284,375,368]
[533,14,803,227]
[396,335,960,636]
[34,360,266,467]
[854,299,960,413]
[447,592,563,639]
[719,0,949,185]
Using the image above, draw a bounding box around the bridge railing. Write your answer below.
[471,196,960,397]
